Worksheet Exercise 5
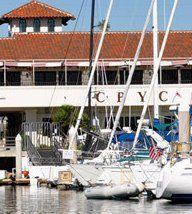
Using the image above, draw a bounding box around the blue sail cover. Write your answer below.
[112,131,149,150]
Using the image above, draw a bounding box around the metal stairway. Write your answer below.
[21,122,64,166]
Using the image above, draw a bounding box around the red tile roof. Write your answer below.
[1,0,75,25]
[0,31,191,61]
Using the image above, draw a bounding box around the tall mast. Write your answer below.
[132,0,178,149]
[88,0,96,131]
[107,0,155,149]
[153,0,159,119]
[84,0,96,151]
[69,0,114,147]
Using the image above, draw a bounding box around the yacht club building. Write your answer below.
[0,0,192,137]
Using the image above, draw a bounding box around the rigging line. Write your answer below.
[79,0,89,58]
[102,62,115,129]
[133,0,179,150]
[120,0,140,60]
[163,0,166,30]
[101,63,109,127]
[107,0,156,150]
[147,106,153,128]
[48,0,87,119]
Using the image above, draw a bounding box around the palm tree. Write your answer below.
[97,19,111,31]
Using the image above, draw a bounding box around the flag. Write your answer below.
[175,91,182,98]
[149,146,161,160]
[172,91,182,102]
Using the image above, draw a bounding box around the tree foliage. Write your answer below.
[52,105,89,134]
[98,19,111,31]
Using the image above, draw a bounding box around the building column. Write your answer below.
[25,109,37,122]
[21,71,33,86]
[178,68,181,84]
[143,69,153,84]
[15,134,22,179]
[65,61,67,85]
[82,69,89,85]
[32,60,35,85]
[4,61,6,86]
[56,70,59,85]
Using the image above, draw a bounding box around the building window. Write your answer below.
[0,72,4,86]
[104,116,139,131]
[35,72,56,85]
[19,19,26,32]
[105,70,118,85]
[120,69,143,85]
[67,71,82,85]
[95,70,118,85]
[33,18,41,32]
[161,69,178,84]
[181,69,192,84]
[48,19,55,32]
[59,71,65,85]
[6,72,21,86]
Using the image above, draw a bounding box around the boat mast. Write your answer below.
[132,0,179,149]
[107,0,155,149]
[84,0,96,151]
[88,0,95,131]
[69,0,114,146]
[153,0,159,120]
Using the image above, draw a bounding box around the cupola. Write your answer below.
[0,0,75,35]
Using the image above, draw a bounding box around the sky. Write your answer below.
[0,0,192,37]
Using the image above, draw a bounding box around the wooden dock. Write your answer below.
[0,178,30,186]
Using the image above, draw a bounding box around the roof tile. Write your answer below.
[0,31,191,61]
[2,0,75,20]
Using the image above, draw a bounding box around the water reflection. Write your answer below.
[0,186,192,213]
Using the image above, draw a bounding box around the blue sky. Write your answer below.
[0,0,192,37]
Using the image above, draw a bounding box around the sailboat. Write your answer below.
[84,0,179,198]
[70,0,178,199]
[156,98,192,202]
[123,0,179,195]
[68,0,114,187]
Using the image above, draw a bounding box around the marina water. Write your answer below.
[0,186,192,214]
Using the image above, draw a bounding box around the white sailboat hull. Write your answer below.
[130,160,161,194]
[156,158,192,201]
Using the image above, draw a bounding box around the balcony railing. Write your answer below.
[0,79,191,86]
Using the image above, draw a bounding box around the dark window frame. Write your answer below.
[48,19,55,32]
[19,19,27,32]
[35,71,56,86]
[181,69,192,84]
[67,70,82,85]
[6,71,21,86]
[120,69,143,85]
[0,72,4,86]
[161,69,178,84]
[33,18,41,32]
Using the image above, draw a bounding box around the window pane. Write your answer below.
[6,72,21,86]
[0,72,4,86]
[120,70,143,85]
[120,69,128,84]
[59,71,65,85]
[48,19,55,32]
[162,69,178,84]
[119,117,124,128]
[181,69,192,84]
[19,19,26,32]
[34,19,41,32]
[106,70,118,85]
[131,70,143,85]
[67,71,82,85]
[35,72,56,85]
